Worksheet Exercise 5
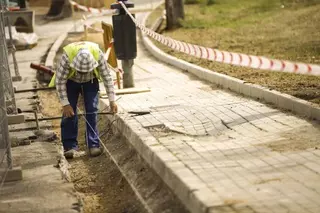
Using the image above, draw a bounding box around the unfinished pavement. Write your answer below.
[0,3,163,213]
[101,14,320,213]
[0,11,81,213]
[2,3,319,213]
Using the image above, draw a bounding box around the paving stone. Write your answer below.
[100,22,320,213]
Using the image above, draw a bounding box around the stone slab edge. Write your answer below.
[45,32,68,68]
[0,166,23,182]
[7,114,25,125]
[45,11,253,212]
[140,12,320,122]
[43,6,215,212]
[100,102,224,213]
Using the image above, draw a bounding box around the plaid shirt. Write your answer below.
[55,50,115,106]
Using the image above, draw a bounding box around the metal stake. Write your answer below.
[122,59,135,88]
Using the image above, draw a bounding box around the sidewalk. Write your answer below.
[0,10,80,213]
[101,18,320,213]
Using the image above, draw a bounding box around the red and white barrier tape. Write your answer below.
[70,0,115,16]
[81,15,104,32]
[119,2,320,76]
[70,1,153,17]
[83,22,104,33]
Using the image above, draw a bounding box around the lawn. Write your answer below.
[147,0,320,104]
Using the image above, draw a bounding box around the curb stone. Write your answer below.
[139,12,320,122]
[45,33,68,68]
[47,13,212,213]
[47,9,319,213]
[98,107,225,213]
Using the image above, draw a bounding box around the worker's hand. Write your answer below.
[110,101,118,114]
[63,105,75,118]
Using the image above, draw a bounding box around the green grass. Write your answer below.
[149,0,320,104]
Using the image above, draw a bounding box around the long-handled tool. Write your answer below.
[26,110,151,122]
[25,112,114,122]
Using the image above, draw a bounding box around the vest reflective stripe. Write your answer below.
[48,42,101,88]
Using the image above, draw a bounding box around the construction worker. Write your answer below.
[49,41,117,159]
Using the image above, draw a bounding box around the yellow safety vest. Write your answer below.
[49,41,101,87]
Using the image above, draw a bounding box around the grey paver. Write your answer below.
[99,14,320,213]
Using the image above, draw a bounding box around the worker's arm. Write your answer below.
[55,53,71,106]
[97,50,116,105]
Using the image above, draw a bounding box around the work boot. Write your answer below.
[89,147,102,157]
[64,149,77,159]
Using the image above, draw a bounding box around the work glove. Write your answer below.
[63,105,75,118]
[110,101,118,114]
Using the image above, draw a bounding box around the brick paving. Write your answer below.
[102,28,320,213]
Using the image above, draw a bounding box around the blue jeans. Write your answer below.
[61,79,100,151]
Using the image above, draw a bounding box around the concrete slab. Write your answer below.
[12,76,23,82]
[10,130,37,138]
[8,114,25,125]
[0,166,23,182]
[16,99,38,112]
[0,143,79,213]
[1,11,81,213]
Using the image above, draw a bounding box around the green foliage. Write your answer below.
[185,0,200,4]
[181,0,320,29]
[281,0,319,6]
[207,0,216,5]
[185,0,215,6]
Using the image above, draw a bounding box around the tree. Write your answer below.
[165,0,184,30]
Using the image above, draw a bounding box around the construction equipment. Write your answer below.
[26,112,114,122]
[45,0,72,20]
[30,63,55,75]
[30,63,55,83]
[43,0,114,20]
[5,0,34,33]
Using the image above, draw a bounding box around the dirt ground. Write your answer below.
[257,125,320,152]
[70,119,147,213]
[38,33,188,210]
[38,89,189,213]
[148,1,320,105]
[35,23,189,213]
[38,90,147,213]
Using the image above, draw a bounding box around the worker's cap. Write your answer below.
[70,48,99,73]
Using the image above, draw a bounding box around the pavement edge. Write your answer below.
[45,32,68,68]
[46,17,211,213]
[139,12,320,122]
[98,107,225,213]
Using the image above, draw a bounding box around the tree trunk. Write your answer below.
[165,0,184,30]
